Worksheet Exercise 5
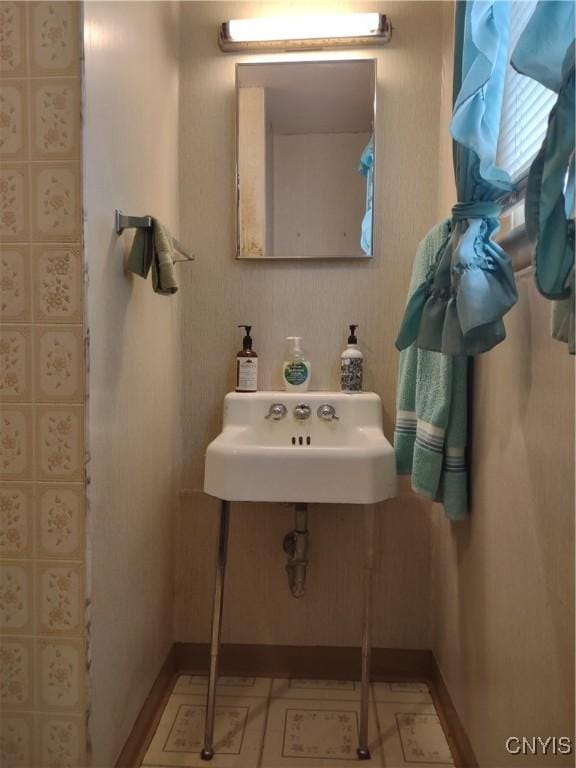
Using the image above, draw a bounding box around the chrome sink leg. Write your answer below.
[201,499,231,761]
[357,503,376,760]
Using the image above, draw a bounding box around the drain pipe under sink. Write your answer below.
[283,503,308,598]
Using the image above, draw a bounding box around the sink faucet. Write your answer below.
[317,403,339,421]
[293,403,312,420]
[265,403,287,421]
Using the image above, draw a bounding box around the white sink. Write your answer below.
[204,391,397,504]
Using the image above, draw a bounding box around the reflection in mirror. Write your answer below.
[236,59,376,259]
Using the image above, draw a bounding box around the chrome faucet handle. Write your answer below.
[293,403,312,421]
[265,403,288,421]
[317,404,339,421]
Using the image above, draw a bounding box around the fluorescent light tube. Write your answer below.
[228,13,381,42]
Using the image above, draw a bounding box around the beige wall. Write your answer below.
[176,0,444,647]
[83,3,180,765]
[272,131,368,258]
[238,86,268,258]
[432,273,575,767]
[0,3,87,765]
[431,4,575,766]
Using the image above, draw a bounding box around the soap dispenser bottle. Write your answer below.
[283,337,311,391]
[236,325,258,393]
[340,325,363,392]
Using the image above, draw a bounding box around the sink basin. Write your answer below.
[204,391,397,504]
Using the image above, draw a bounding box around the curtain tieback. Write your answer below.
[451,201,501,221]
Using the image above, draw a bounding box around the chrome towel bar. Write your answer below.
[115,209,195,262]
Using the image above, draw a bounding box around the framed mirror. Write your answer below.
[236,59,376,259]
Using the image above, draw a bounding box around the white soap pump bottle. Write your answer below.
[340,325,363,392]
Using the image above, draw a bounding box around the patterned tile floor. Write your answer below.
[141,676,455,768]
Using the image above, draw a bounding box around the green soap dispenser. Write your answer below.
[340,324,363,392]
[236,325,258,393]
[283,337,311,391]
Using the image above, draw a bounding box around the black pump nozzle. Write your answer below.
[348,324,358,344]
[238,324,253,350]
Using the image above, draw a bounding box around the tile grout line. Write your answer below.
[371,682,387,768]
[256,677,273,768]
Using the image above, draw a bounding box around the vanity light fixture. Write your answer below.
[218,12,392,52]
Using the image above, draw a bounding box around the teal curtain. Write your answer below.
[397,1,518,356]
[511,2,575,347]
[358,135,374,256]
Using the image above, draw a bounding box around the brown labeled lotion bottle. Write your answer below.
[236,325,258,392]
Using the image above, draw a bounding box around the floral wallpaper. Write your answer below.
[0,3,86,766]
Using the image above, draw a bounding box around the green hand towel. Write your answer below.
[152,220,178,295]
[394,220,468,520]
[126,218,178,296]
[126,226,153,279]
